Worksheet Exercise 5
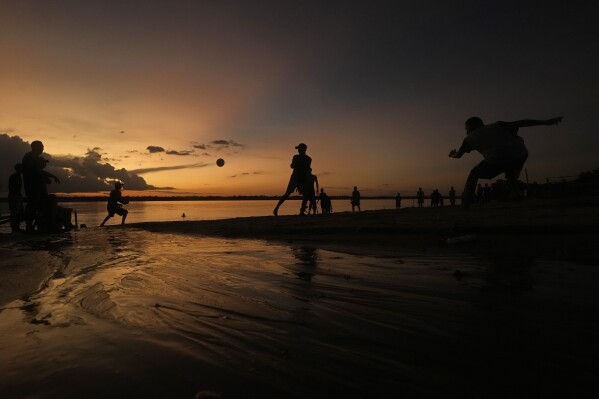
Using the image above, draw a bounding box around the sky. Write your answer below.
[1,1,598,197]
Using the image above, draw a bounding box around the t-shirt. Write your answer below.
[21,151,47,197]
[108,189,124,210]
[462,122,527,163]
[291,154,312,184]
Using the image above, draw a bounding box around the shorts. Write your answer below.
[471,152,528,180]
[107,205,126,217]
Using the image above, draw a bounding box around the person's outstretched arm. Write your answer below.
[449,139,470,158]
[43,171,60,184]
[503,117,563,129]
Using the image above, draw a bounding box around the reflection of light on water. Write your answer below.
[1,229,595,398]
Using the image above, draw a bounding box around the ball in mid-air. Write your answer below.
[216,158,225,167]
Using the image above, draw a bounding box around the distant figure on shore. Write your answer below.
[395,192,402,209]
[8,164,24,232]
[22,140,60,232]
[273,143,312,216]
[449,116,563,208]
[319,188,332,214]
[181,213,186,218]
[476,183,484,203]
[100,182,129,226]
[417,187,424,208]
[300,170,319,215]
[430,189,442,207]
[351,186,361,212]
[449,186,456,206]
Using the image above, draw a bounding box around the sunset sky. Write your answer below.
[1,1,598,197]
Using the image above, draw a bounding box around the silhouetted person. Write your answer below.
[449,116,563,208]
[8,164,24,232]
[273,143,312,216]
[100,182,129,226]
[300,171,319,215]
[319,188,332,214]
[22,140,60,232]
[395,192,402,209]
[476,183,484,203]
[351,186,361,212]
[449,186,456,206]
[431,189,441,207]
[417,187,424,208]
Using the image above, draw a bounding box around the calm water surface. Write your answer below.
[63,199,401,227]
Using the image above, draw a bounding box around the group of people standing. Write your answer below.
[7,140,129,233]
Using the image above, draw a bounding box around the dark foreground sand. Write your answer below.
[1,197,598,398]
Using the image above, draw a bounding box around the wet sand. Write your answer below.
[134,196,599,261]
[0,197,598,398]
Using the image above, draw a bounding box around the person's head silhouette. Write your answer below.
[465,117,484,134]
[295,143,307,154]
[31,140,44,155]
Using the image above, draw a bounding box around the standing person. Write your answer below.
[100,182,129,226]
[449,116,562,208]
[300,171,319,215]
[21,140,60,232]
[417,187,425,208]
[8,164,24,232]
[319,188,332,214]
[449,186,456,206]
[273,143,312,216]
[351,186,361,212]
[395,193,402,209]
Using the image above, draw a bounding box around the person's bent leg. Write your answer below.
[274,183,296,216]
[463,161,502,209]
[100,214,111,226]
[121,210,128,225]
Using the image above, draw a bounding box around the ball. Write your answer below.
[216,158,225,167]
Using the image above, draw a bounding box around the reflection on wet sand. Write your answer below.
[0,229,598,398]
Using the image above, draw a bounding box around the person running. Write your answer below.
[351,186,361,212]
[100,182,129,226]
[273,143,312,216]
[449,116,562,208]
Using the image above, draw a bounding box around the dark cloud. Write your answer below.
[166,150,193,156]
[147,146,165,153]
[193,144,206,149]
[210,139,246,150]
[120,131,125,134]
[229,171,260,178]
[0,134,162,193]
[130,162,209,174]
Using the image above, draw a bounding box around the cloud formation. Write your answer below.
[130,162,209,175]
[165,150,193,156]
[0,134,162,193]
[147,146,165,153]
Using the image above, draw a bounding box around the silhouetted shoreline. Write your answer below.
[131,196,599,262]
